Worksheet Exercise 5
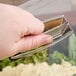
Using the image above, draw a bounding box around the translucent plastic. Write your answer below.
[71,0,76,10]
[19,0,72,16]
[19,0,76,57]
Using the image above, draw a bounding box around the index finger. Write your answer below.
[27,17,44,35]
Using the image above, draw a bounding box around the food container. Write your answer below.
[11,15,73,59]
[19,0,76,59]
[44,15,74,56]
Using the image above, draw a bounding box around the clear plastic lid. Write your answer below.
[19,0,72,18]
[19,0,76,26]
[71,0,76,10]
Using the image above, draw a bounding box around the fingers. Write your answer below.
[27,17,44,35]
[21,17,45,36]
[13,34,53,53]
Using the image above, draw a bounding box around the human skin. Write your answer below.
[0,3,53,60]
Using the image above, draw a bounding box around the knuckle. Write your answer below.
[31,37,39,49]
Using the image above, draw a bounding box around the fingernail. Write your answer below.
[42,35,53,43]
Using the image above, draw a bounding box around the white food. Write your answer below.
[0,61,76,76]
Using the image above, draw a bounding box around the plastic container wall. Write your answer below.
[19,0,72,20]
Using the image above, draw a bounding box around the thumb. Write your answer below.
[13,34,53,53]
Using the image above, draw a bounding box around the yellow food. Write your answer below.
[0,61,76,76]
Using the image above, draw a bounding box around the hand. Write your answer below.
[0,3,53,60]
